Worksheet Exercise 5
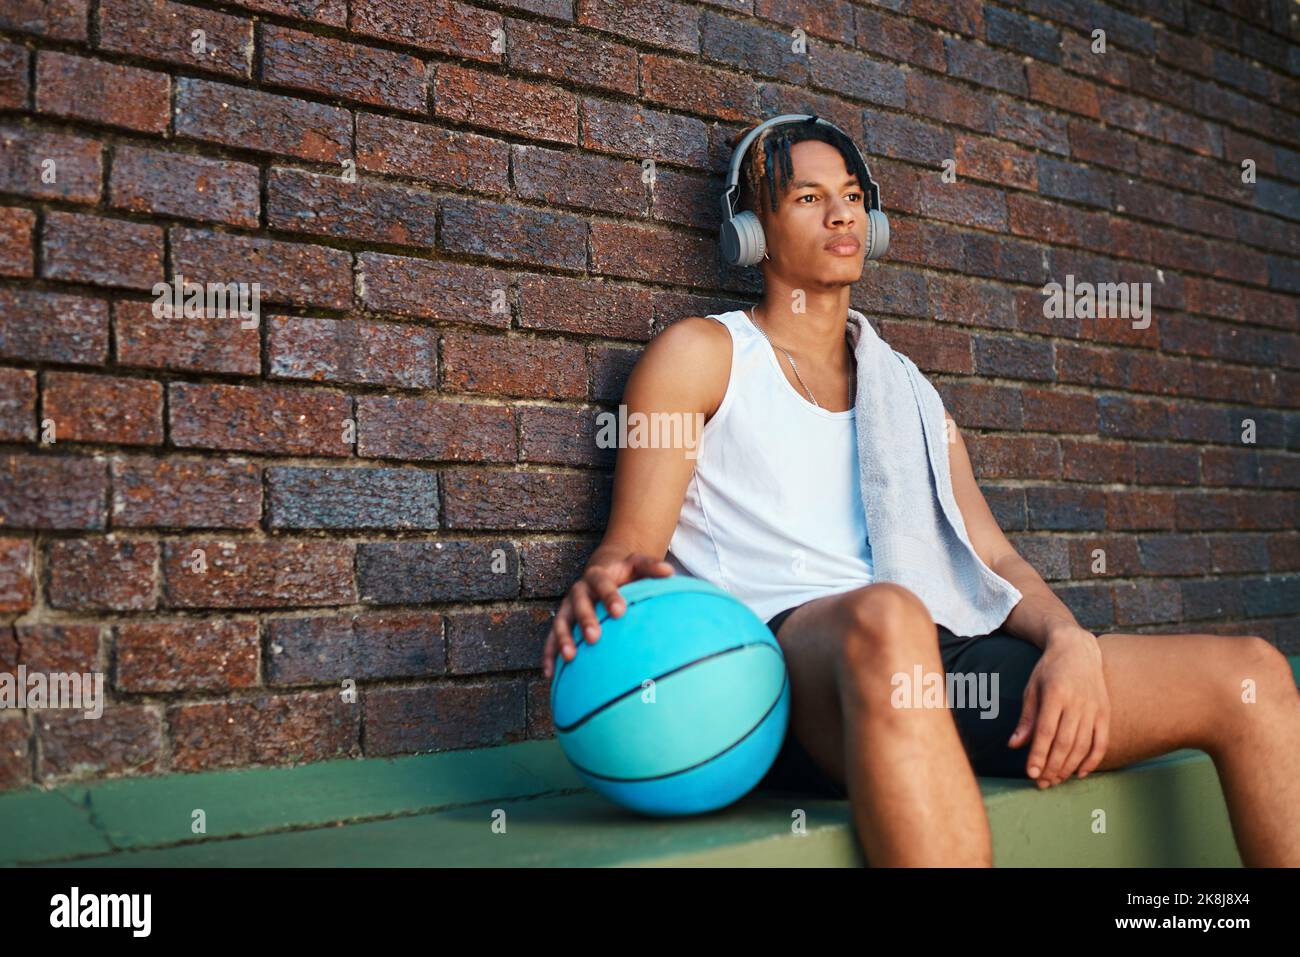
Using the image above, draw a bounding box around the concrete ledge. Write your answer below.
[2,654,1295,867]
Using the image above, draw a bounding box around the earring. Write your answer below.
[763,248,770,261]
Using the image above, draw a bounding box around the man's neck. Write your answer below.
[754,289,854,366]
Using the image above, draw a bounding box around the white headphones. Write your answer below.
[719,113,890,267]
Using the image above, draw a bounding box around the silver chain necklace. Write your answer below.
[749,305,853,410]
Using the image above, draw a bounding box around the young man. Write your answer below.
[541,117,1300,867]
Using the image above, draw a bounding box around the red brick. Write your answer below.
[505,16,637,95]
[14,622,100,673]
[115,620,259,692]
[355,113,509,193]
[0,205,34,276]
[113,299,260,376]
[0,124,102,205]
[356,539,519,605]
[108,143,260,227]
[511,143,644,217]
[442,468,611,530]
[111,456,261,529]
[167,692,359,771]
[1027,61,1100,119]
[0,454,106,529]
[355,251,510,326]
[41,210,164,290]
[639,53,758,122]
[222,0,344,25]
[0,0,89,41]
[0,715,30,791]
[268,314,434,389]
[580,97,709,166]
[519,405,617,468]
[0,41,28,110]
[267,167,439,246]
[0,539,33,612]
[43,371,164,446]
[0,288,107,365]
[878,321,973,373]
[446,606,551,673]
[352,0,499,57]
[261,23,426,112]
[266,611,445,685]
[355,396,515,462]
[162,539,357,608]
[37,707,162,781]
[1061,438,1136,483]
[0,367,36,441]
[169,382,352,457]
[174,77,351,162]
[433,62,578,144]
[363,680,525,755]
[590,219,718,286]
[36,51,169,132]
[171,227,353,311]
[97,0,253,79]
[46,538,158,611]
[965,434,1060,479]
[516,273,653,339]
[441,331,586,398]
[577,0,698,55]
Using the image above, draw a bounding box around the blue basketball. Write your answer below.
[550,575,790,816]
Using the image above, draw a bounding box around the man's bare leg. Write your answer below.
[772,582,991,866]
[1070,632,1300,867]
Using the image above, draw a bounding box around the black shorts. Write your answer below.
[756,603,1045,798]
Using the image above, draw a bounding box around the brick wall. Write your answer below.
[0,0,1296,791]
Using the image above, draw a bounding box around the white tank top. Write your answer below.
[665,308,874,623]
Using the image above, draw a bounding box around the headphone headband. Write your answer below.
[720,113,882,222]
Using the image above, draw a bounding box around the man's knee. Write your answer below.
[1231,635,1300,711]
[837,583,936,666]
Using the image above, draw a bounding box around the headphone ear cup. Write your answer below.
[720,209,766,267]
[865,208,890,260]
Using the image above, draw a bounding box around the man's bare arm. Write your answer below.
[944,410,1094,650]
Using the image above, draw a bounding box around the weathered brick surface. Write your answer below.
[0,454,107,530]
[162,540,357,608]
[362,680,526,756]
[115,620,260,692]
[267,315,434,388]
[0,0,1293,794]
[0,367,37,441]
[42,371,164,446]
[170,382,352,456]
[0,205,34,275]
[357,540,519,605]
[266,466,439,529]
[167,693,359,771]
[266,611,445,685]
[114,300,260,375]
[46,538,158,610]
[0,539,34,612]
[36,51,169,132]
[112,456,261,529]
[40,210,163,290]
[36,708,162,782]
[108,144,260,227]
[355,396,515,462]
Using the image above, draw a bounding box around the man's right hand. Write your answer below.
[541,553,675,679]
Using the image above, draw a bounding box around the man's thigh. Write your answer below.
[767,583,931,785]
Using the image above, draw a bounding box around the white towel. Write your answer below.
[845,307,1023,637]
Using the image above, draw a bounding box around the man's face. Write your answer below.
[756,139,869,288]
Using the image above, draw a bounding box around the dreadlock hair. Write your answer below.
[732,116,871,223]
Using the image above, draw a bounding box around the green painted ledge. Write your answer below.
[1,654,1295,868]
